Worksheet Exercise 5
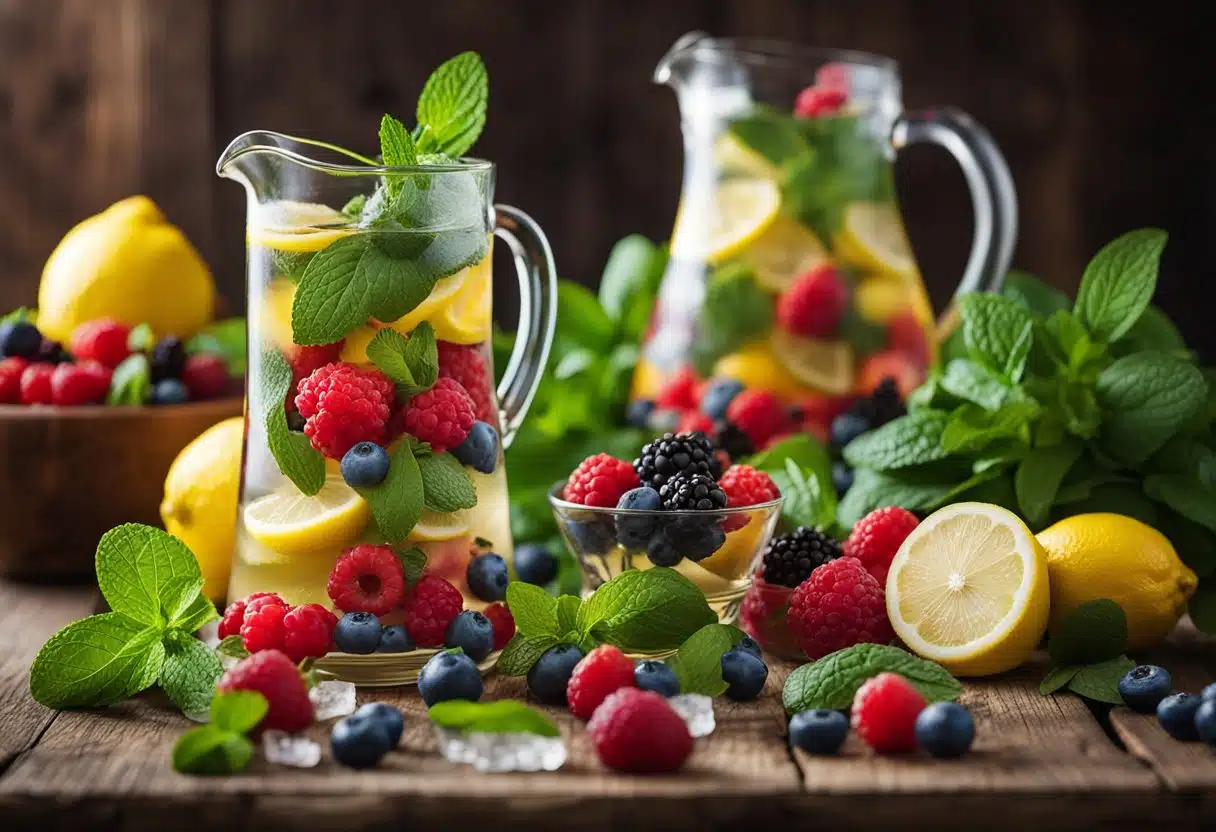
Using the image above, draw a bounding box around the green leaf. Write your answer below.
[417,452,477,512]
[1114,305,1187,357]
[598,234,659,322]
[29,613,166,709]
[555,281,616,352]
[1074,228,1167,343]
[95,524,206,627]
[158,630,222,714]
[107,353,151,406]
[1048,599,1128,665]
[402,321,439,391]
[354,442,424,543]
[172,726,254,776]
[1153,508,1216,578]
[1152,437,1216,491]
[394,547,428,585]
[379,114,418,169]
[340,194,367,220]
[937,359,1016,411]
[260,348,325,496]
[1143,474,1216,533]
[1004,320,1034,383]
[747,433,832,480]
[836,468,955,527]
[0,306,32,325]
[728,107,810,166]
[1189,583,1216,636]
[505,582,559,637]
[1054,482,1158,527]
[665,623,746,697]
[842,410,951,471]
[555,595,581,635]
[692,266,774,372]
[428,699,559,737]
[496,633,558,676]
[127,323,155,352]
[173,592,219,634]
[365,327,417,390]
[215,635,250,661]
[1040,665,1080,695]
[578,568,717,653]
[1066,655,1136,705]
[1015,439,1082,529]
[185,318,247,376]
[1095,352,1207,465]
[1001,270,1070,318]
[959,293,1036,373]
[782,643,962,713]
[769,459,835,530]
[210,690,269,734]
[940,401,1036,454]
[415,52,488,158]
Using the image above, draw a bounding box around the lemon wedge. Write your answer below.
[243,477,370,558]
[247,200,353,253]
[714,133,779,180]
[834,202,917,280]
[770,329,854,395]
[431,256,492,344]
[408,509,471,542]
[672,178,781,264]
[737,213,830,293]
[886,502,1051,677]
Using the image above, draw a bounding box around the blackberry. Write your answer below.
[713,420,754,462]
[151,336,187,382]
[869,377,906,427]
[658,473,727,512]
[762,527,841,587]
[634,431,718,490]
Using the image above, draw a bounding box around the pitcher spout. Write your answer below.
[653,30,714,85]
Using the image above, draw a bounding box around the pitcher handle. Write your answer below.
[892,108,1018,320]
[493,204,558,449]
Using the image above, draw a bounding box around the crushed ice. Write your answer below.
[670,694,715,737]
[310,680,357,721]
[435,727,566,773]
[263,730,322,768]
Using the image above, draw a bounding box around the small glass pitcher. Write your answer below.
[217,131,556,684]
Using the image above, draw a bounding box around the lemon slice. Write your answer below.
[770,329,854,395]
[714,133,779,180]
[248,200,353,253]
[243,477,370,558]
[259,277,296,350]
[431,257,492,344]
[408,509,471,542]
[672,178,781,264]
[737,213,830,293]
[886,502,1051,677]
[713,341,809,400]
[339,324,380,365]
[834,202,917,279]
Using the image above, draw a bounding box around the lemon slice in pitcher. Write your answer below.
[432,258,492,344]
[672,178,781,264]
[834,202,917,280]
[243,476,369,558]
[770,329,854,395]
[738,214,830,293]
[886,502,1050,677]
[409,509,471,542]
[247,200,353,253]
[714,133,779,180]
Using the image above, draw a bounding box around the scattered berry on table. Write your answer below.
[563,453,641,507]
[69,318,131,369]
[36,339,72,364]
[776,264,848,338]
[721,646,768,701]
[333,611,383,655]
[634,431,719,491]
[527,643,585,706]
[418,649,484,707]
[737,635,762,657]
[181,353,230,401]
[401,575,464,647]
[466,553,509,602]
[676,409,715,436]
[19,363,54,405]
[331,710,393,769]
[1203,683,1216,702]
[829,409,871,450]
[567,645,637,720]
[355,701,405,747]
[634,660,680,697]
[218,592,283,639]
[482,602,516,650]
[845,506,920,585]
[655,516,726,561]
[726,390,792,449]
[832,461,854,495]
[0,357,27,403]
[150,336,187,382]
[1195,699,1216,745]
[787,556,894,659]
[217,649,314,733]
[402,377,476,453]
[718,464,780,532]
[281,603,337,663]
[327,544,407,616]
[436,340,494,423]
[915,702,975,758]
[1118,665,1173,713]
[587,688,693,773]
[851,672,926,754]
[452,420,499,474]
[626,399,655,429]
[794,85,847,118]
[287,342,344,393]
[567,517,617,556]
[376,624,414,653]
[340,441,391,488]
[445,610,495,661]
[513,543,558,586]
[0,320,43,359]
[655,366,700,411]
[762,527,841,588]
[615,486,662,549]
[240,594,290,654]
[713,419,755,461]
[295,362,394,459]
[50,361,110,406]
[659,473,728,512]
[699,378,744,421]
[150,377,189,405]
[789,709,849,755]
[1157,692,1202,741]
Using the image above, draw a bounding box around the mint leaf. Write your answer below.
[428,699,559,737]
[748,433,832,482]
[939,359,1017,411]
[415,52,488,158]
[172,726,254,776]
[1004,320,1034,383]
[940,401,1036,454]
[1095,351,1206,466]
[403,321,439,391]
[1155,507,1216,579]
[1074,228,1167,343]
[0,306,32,325]
[1040,665,1080,695]
[210,690,269,734]
[842,410,951,471]
[1066,655,1136,704]
[959,293,1036,373]
[394,547,428,585]
[1061,482,1158,526]
[837,468,954,527]
[271,250,315,284]
[354,442,424,543]
[107,353,151,405]
[555,595,581,635]
[1189,583,1216,636]
[506,581,559,636]
[1002,271,1070,318]
[770,459,834,530]
[95,524,206,627]
[418,452,476,511]
[379,114,418,168]
[260,348,325,496]
[555,282,615,353]
[366,328,417,388]
[1151,437,1216,491]
[496,633,558,676]
[729,108,810,166]
[127,323,155,352]
[1048,599,1128,665]
[159,630,223,713]
[1015,439,1082,529]
[691,266,773,372]
[215,635,250,660]
[665,623,746,696]
[341,194,367,220]
[782,643,961,713]
[577,568,716,652]
[598,234,659,323]
[365,323,439,399]
[1115,305,1187,357]
[1144,474,1216,533]
[29,613,166,709]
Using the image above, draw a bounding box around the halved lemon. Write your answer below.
[714,132,779,180]
[834,202,917,280]
[671,178,781,264]
[886,502,1050,677]
[737,213,830,293]
[770,329,854,395]
[243,476,370,558]
[714,341,809,400]
[408,509,471,542]
[431,258,492,344]
[247,200,353,253]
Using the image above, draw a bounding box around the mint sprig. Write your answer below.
[173,691,268,775]
[365,322,439,400]
[261,348,325,496]
[1039,599,1135,704]
[354,441,424,543]
[415,51,488,158]
[417,451,477,512]
[428,699,558,737]
[782,643,962,713]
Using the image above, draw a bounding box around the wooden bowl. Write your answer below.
[0,398,244,582]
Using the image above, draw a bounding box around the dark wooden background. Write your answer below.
[1,0,1212,354]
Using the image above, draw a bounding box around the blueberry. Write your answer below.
[353,702,404,747]
[615,487,661,549]
[663,516,725,561]
[700,378,744,421]
[830,411,871,450]
[832,461,854,495]
[1118,665,1172,713]
[514,543,559,586]
[626,399,655,428]
[150,336,186,381]
[566,518,615,556]
[466,553,509,602]
[527,644,584,705]
[341,441,391,487]
[445,610,495,662]
[286,409,307,432]
[634,660,680,697]
[150,378,189,405]
[452,420,499,474]
[376,624,414,653]
[331,711,393,769]
[789,709,849,755]
[333,612,383,655]
[1195,699,1216,745]
[0,321,42,358]
[646,533,683,567]
[915,702,975,758]
[1157,692,1203,741]
[737,635,762,658]
[36,339,72,364]
[418,650,484,707]
[1202,682,1216,702]
[721,646,768,701]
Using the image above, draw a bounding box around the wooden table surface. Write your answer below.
[1,581,1215,831]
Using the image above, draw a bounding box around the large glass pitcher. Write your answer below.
[217,131,556,684]
[635,34,1016,442]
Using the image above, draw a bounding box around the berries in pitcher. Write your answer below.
[402,377,476,453]
[295,362,394,459]
[452,420,499,474]
[777,265,848,338]
[340,441,391,487]
[327,544,407,616]
[437,340,494,423]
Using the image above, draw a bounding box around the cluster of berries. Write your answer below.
[1120,665,1216,745]
[828,377,909,495]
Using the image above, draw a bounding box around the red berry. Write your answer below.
[401,575,464,647]
[587,688,693,773]
[437,340,494,424]
[483,602,516,650]
[655,366,700,410]
[676,410,714,435]
[777,265,848,338]
[794,85,848,118]
[567,645,637,720]
[787,557,894,660]
[240,596,290,654]
[327,544,407,616]
[562,453,641,507]
[887,311,931,370]
[50,361,109,406]
[181,353,229,401]
[281,603,337,663]
[295,362,395,459]
[0,357,29,404]
[216,649,314,733]
[401,377,476,454]
[718,464,780,532]
[851,672,926,754]
[19,363,54,405]
[220,592,285,640]
[726,389,792,449]
[792,393,852,435]
[287,342,344,391]
[856,350,923,400]
[740,572,805,660]
[815,63,851,95]
[844,506,920,585]
[69,318,131,369]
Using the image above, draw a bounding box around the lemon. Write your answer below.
[160,417,244,602]
[886,502,1051,676]
[671,178,781,264]
[1037,513,1198,650]
[431,256,492,344]
[854,274,909,325]
[243,476,370,558]
[385,260,478,335]
[38,196,216,342]
[259,277,296,350]
[714,132,779,180]
[247,200,352,253]
[736,213,830,293]
[408,509,471,542]
[770,329,854,395]
[713,341,809,400]
[834,202,917,280]
[340,324,380,365]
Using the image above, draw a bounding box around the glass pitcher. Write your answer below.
[217,131,556,685]
[635,33,1016,441]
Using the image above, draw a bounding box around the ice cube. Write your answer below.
[198,620,220,647]
[183,709,210,724]
[310,680,357,721]
[670,694,715,737]
[263,730,322,768]
[435,727,566,773]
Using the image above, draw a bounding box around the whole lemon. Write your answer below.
[1037,513,1198,649]
[161,417,245,602]
[38,196,215,342]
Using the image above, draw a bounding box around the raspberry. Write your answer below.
[844,506,920,585]
[401,377,475,453]
[563,453,641,507]
[726,390,792,449]
[567,645,637,720]
[776,265,848,337]
[401,575,464,647]
[50,361,110,406]
[69,318,131,369]
[0,357,29,404]
[794,85,847,118]
[483,602,516,650]
[763,527,841,588]
[815,63,851,95]
[216,650,314,733]
[787,557,894,659]
[241,595,291,654]
[19,363,54,405]
[182,353,230,401]
[281,603,338,663]
[851,672,926,754]
[287,342,345,391]
[219,592,285,639]
[437,341,494,423]
[655,366,700,411]
[887,311,931,370]
[327,544,407,616]
[856,350,923,400]
[718,464,779,533]
[740,572,805,660]
[676,410,714,435]
[295,362,394,459]
[587,688,693,773]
